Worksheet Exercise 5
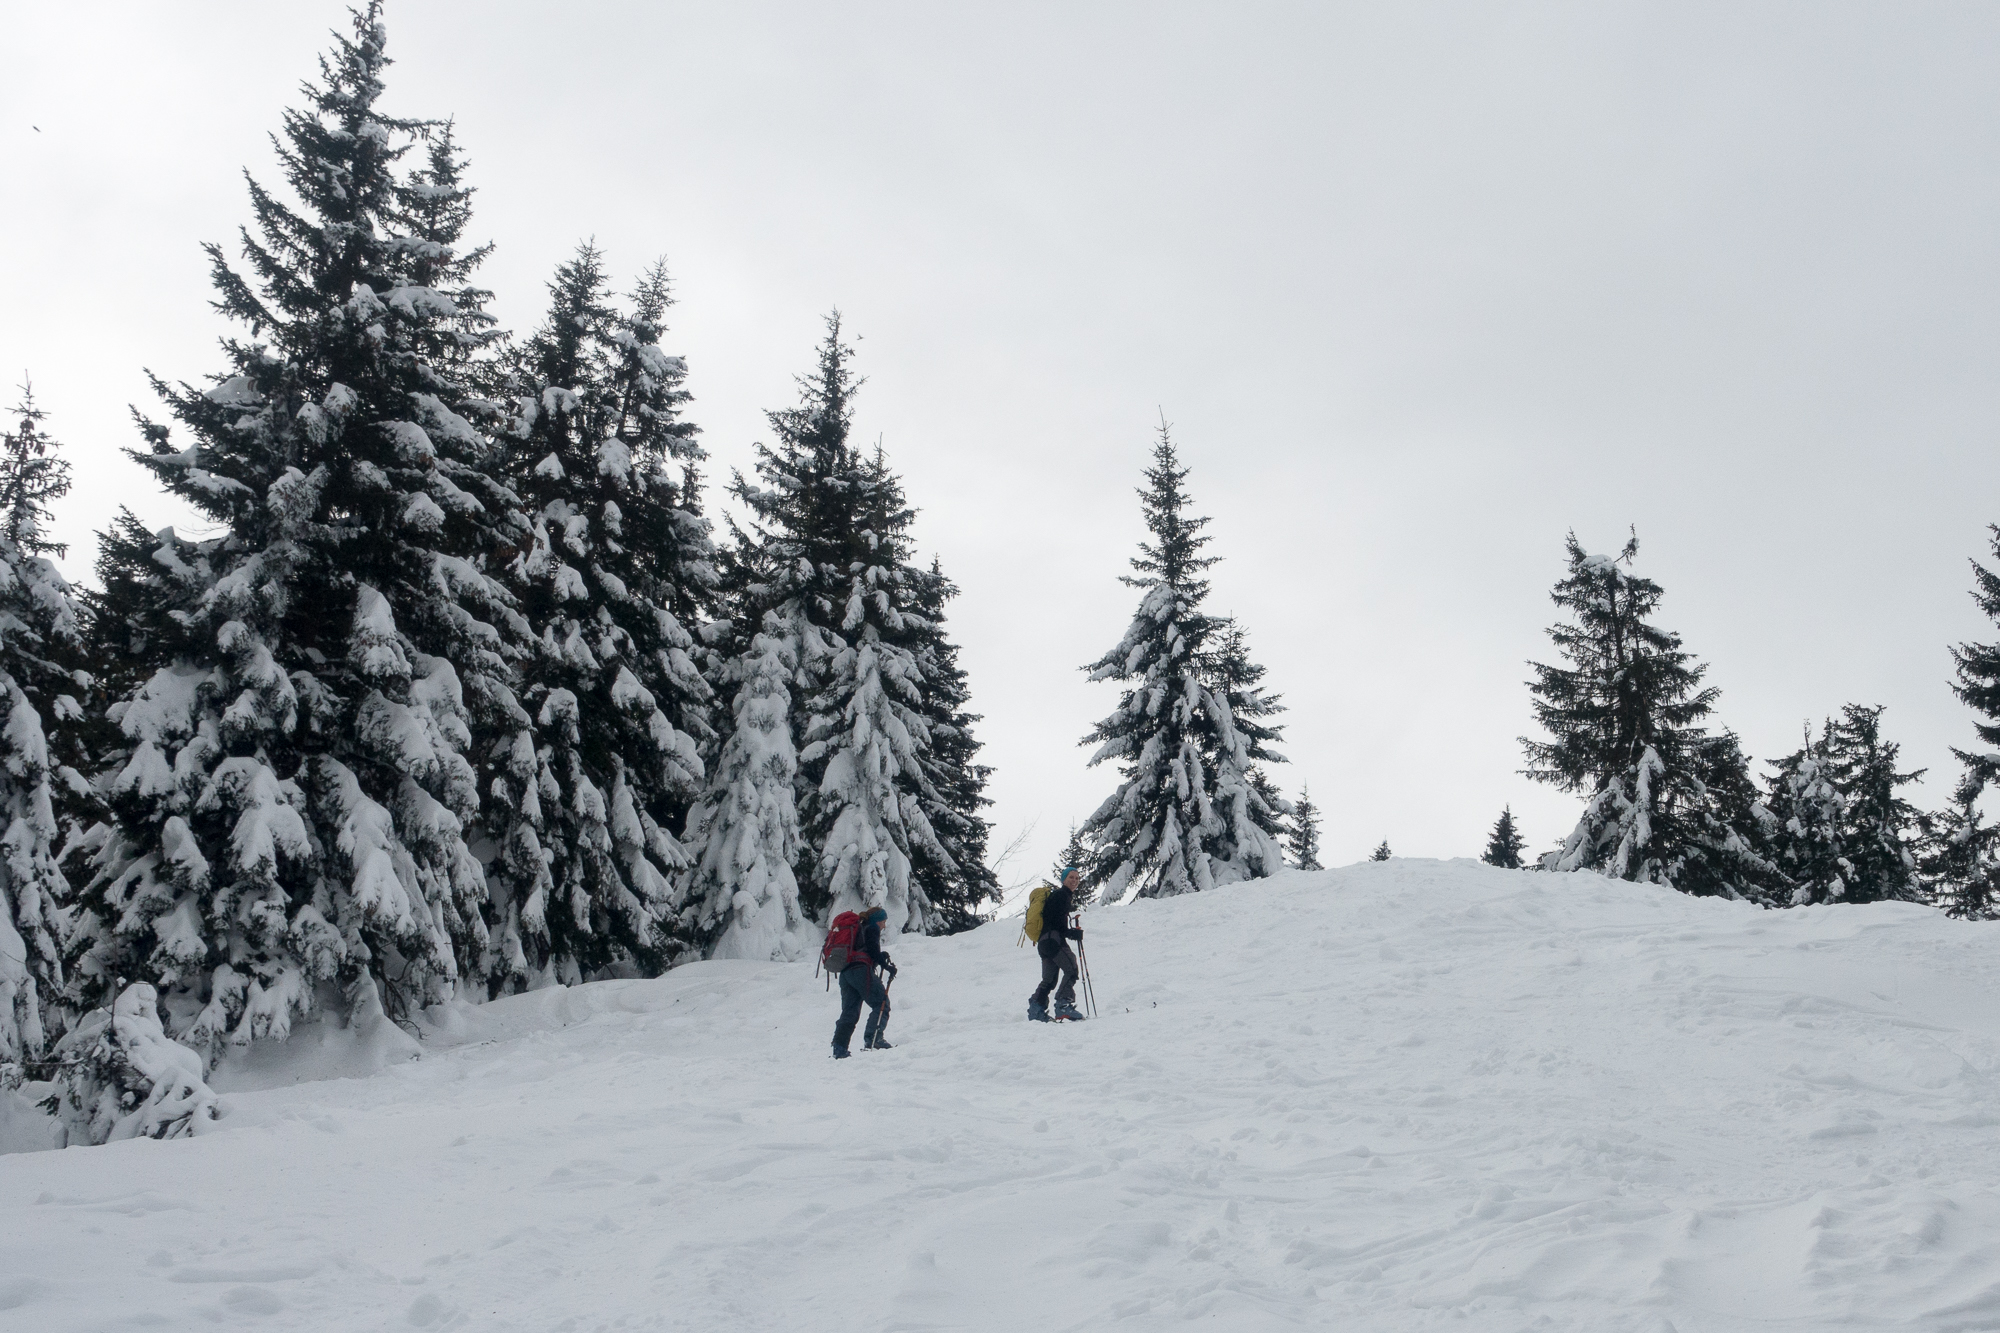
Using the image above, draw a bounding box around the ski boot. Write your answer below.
[1027,1001,1051,1023]
[831,1043,851,1059]
[864,1035,894,1050]
[1055,1002,1086,1022]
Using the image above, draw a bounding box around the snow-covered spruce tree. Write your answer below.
[1482,806,1525,869]
[1762,721,1847,905]
[482,244,716,990]
[1204,623,1289,875]
[1822,704,1922,904]
[1285,784,1323,871]
[680,316,944,953]
[1081,424,1278,899]
[1931,529,2000,916]
[904,552,1000,934]
[1371,841,1392,861]
[45,982,218,1146]
[1925,773,2000,918]
[678,611,808,961]
[0,386,88,1066]
[67,7,531,1053]
[792,341,947,932]
[1522,533,1779,901]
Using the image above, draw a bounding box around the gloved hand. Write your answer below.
[880,953,896,973]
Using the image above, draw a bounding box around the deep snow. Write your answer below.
[6,859,2000,1331]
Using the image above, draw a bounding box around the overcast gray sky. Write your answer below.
[6,2,1999,890]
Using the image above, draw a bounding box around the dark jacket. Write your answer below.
[1037,887,1083,946]
[844,914,888,971]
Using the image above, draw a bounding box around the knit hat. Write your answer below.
[864,906,888,922]
[1058,865,1078,883]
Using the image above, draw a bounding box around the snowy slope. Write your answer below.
[6,859,2000,1331]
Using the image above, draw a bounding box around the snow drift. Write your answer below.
[4,858,2000,1331]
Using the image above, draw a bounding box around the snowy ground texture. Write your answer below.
[7,859,2000,1332]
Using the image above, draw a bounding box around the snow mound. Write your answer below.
[5,859,2000,1330]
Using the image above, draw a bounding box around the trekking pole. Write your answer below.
[1076,931,1098,1018]
[872,964,897,1049]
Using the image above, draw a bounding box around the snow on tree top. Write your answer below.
[383,286,459,320]
[637,347,686,378]
[202,376,264,408]
[596,439,632,482]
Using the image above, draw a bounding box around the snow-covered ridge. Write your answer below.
[5,859,1999,1330]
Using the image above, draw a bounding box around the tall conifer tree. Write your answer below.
[0,387,86,1064]
[680,317,944,953]
[1080,424,1280,898]
[482,244,716,990]
[69,7,530,1051]
[904,554,999,933]
[1522,533,1777,901]
[1932,528,2000,916]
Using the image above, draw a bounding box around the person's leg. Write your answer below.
[833,968,864,1052]
[1054,943,1079,1010]
[1031,942,1059,1007]
[863,972,891,1046]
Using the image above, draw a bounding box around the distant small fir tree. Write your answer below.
[1762,722,1845,904]
[1823,705,1923,904]
[1285,783,1323,871]
[1925,774,2000,918]
[1054,823,1098,909]
[1371,841,1392,862]
[1482,806,1525,869]
[1764,706,1924,906]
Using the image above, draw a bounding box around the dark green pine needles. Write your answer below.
[1079,422,1284,900]
[481,242,719,990]
[73,5,533,1048]
[1482,807,1525,869]
[1521,532,1777,901]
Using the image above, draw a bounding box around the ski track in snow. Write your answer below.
[7,859,2000,1331]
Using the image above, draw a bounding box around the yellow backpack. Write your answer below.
[1020,884,1053,945]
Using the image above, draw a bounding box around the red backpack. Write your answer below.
[819,911,865,977]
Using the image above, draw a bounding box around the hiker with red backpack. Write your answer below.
[823,905,895,1059]
[1026,866,1087,1022]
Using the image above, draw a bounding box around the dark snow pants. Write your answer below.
[1031,936,1078,1009]
[833,965,889,1052]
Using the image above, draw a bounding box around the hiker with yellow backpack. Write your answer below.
[1025,866,1087,1022]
